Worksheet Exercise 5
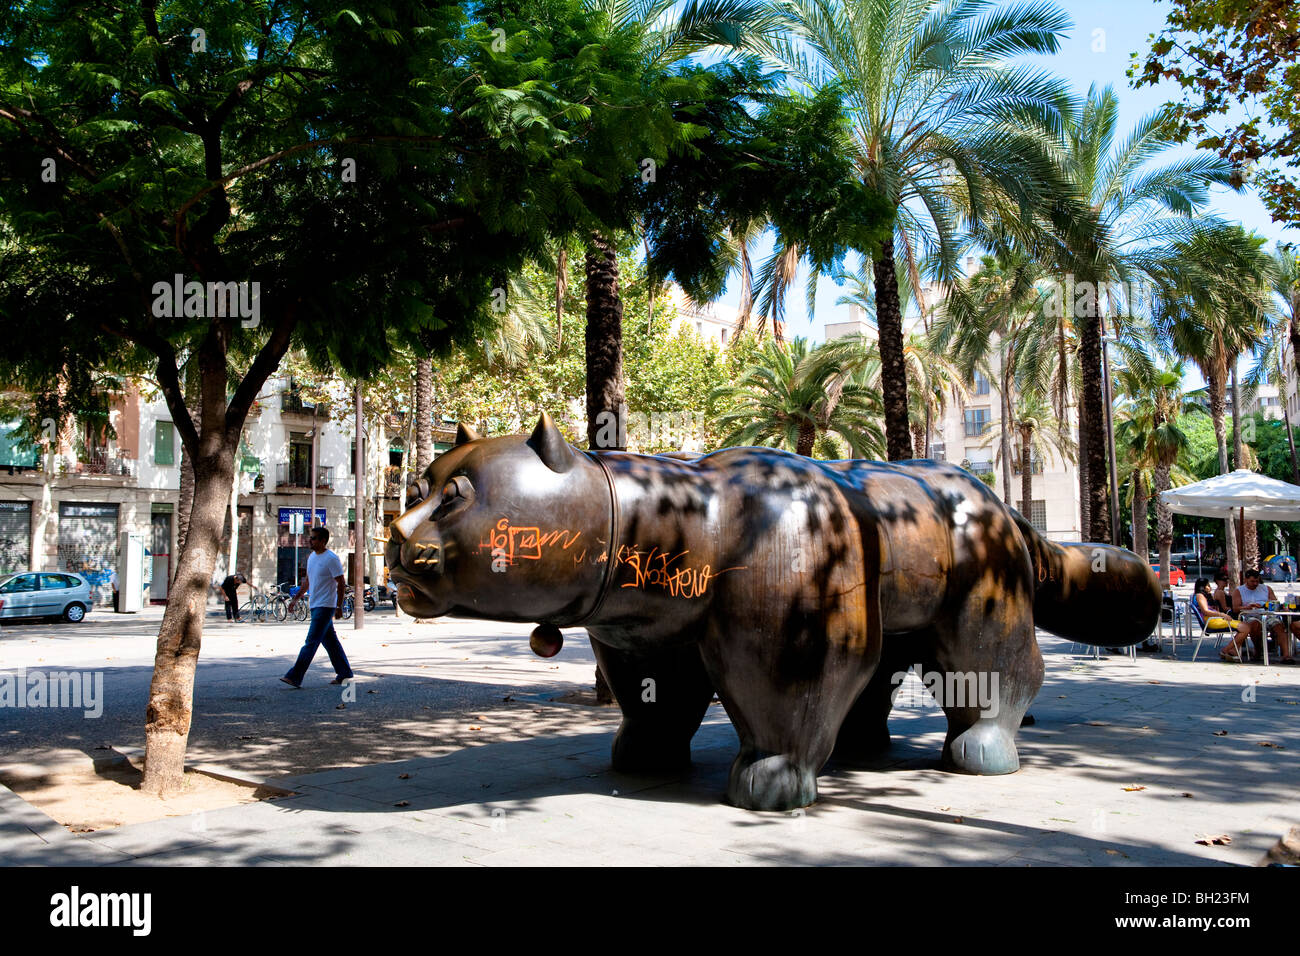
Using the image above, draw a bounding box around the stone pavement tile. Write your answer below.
[76,819,218,859]
[4,836,135,866]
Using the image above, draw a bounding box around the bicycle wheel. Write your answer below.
[293,601,308,622]
[342,596,354,619]
[271,596,287,622]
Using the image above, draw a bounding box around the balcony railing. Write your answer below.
[1011,459,1044,475]
[964,460,994,475]
[275,462,333,490]
[963,421,989,437]
[280,389,329,418]
[77,448,136,477]
[382,465,404,498]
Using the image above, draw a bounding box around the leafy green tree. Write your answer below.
[1132,0,1300,228]
[0,0,627,793]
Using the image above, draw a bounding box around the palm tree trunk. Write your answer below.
[1232,366,1260,571]
[1207,365,1238,580]
[415,357,433,475]
[1154,460,1173,589]
[585,233,626,452]
[797,420,817,457]
[1132,476,1149,560]
[911,422,926,459]
[1000,370,1013,504]
[1079,313,1109,542]
[872,235,912,461]
[1078,400,1091,536]
[1020,425,1033,519]
[1281,375,1300,484]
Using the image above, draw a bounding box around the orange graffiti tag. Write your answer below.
[479,517,582,567]
[615,545,745,599]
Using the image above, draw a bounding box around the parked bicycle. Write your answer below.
[268,582,307,622]
[238,591,272,623]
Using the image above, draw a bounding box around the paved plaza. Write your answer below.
[1,603,1297,866]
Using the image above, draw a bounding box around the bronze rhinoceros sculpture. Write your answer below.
[386,413,1161,811]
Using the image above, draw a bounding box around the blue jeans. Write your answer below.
[284,607,353,685]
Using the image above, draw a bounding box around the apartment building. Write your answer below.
[0,375,434,605]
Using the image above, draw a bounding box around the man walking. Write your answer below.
[282,526,354,687]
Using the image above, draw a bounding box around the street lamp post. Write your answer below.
[354,383,365,630]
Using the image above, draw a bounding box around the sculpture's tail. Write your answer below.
[1011,510,1162,646]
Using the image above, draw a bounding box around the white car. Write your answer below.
[0,571,95,623]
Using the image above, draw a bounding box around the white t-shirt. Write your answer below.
[305,549,345,610]
[1237,582,1271,607]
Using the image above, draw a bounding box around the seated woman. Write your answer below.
[1210,573,1233,615]
[1223,569,1295,663]
[1190,578,1240,657]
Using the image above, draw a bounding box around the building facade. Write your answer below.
[0,375,433,606]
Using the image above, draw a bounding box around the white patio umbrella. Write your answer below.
[1160,469,1300,580]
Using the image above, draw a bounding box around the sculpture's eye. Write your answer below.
[435,475,473,517]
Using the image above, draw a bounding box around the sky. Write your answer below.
[709,0,1296,362]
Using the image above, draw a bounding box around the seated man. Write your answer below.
[1223,569,1294,663]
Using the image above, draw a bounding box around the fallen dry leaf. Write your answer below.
[1258,741,1283,748]
[1182,792,1194,798]
[1195,835,1231,846]
[1213,730,1229,737]
[1087,721,1107,726]
[952,816,964,824]
[469,726,482,731]
[335,703,346,710]
[1146,680,1161,685]
[1104,848,1128,857]
[398,773,410,780]
[394,800,409,807]
[1122,785,1147,792]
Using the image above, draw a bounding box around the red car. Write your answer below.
[1151,564,1186,586]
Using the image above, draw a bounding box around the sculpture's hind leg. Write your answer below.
[590,638,715,772]
[926,585,1043,775]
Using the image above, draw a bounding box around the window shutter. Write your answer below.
[155,421,174,465]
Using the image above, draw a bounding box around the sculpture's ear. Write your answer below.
[527,412,579,473]
[455,422,481,446]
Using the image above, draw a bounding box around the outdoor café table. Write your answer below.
[1236,607,1300,665]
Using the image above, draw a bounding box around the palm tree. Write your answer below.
[1113,361,1195,587]
[711,336,885,457]
[977,392,1075,519]
[1049,85,1235,542]
[756,0,1077,461]
[1249,245,1300,483]
[1154,225,1275,580]
[832,258,969,458]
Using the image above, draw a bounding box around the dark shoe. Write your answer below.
[280,676,302,688]
[329,675,353,685]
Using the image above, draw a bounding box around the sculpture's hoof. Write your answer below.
[610,725,691,773]
[727,753,817,811]
[942,722,1020,775]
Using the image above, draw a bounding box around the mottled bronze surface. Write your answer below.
[387,414,1161,811]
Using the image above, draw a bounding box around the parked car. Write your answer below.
[1151,564,1186,586]
[0,571,94,623]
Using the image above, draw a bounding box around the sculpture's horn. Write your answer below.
[527,412,579,473]
[455,422,481,446]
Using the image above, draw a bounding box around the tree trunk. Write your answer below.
[415,357,433,475]
[1132,475,1149,560]
[585,232,624,705]
[1232,366,1260,571]
[1000,370,1013,504]
[173,365,200,566]
[911,422,926,460]
[1020,425,1033,520]
[1078,313,1109,542]
[585,233,626,451]
[1281,378,1300,484]
[141,445,236,795]
[1207,366,1238,580]
[1078,399,1090,537]
[873,235,912,461]
[797,420,816,457]
[1154,460,1172,589]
